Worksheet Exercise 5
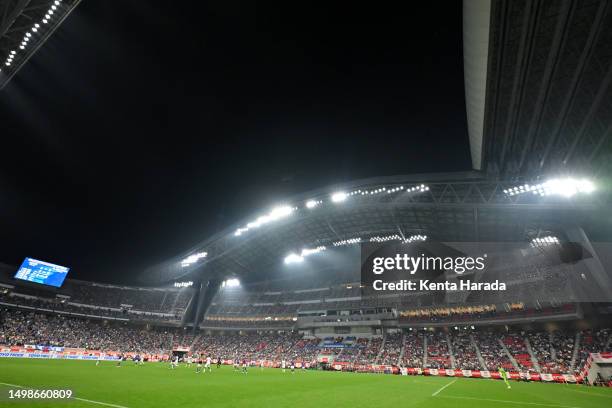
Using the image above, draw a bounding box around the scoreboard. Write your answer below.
[14,258,70,288]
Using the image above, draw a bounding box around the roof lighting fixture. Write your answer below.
[530,236,560,248]
[284,253,304,264]
[332,237,361,247]
[405,234,427,243]
[234,205,295,237]
[181,251,207,267]
[504,178,595,198]
[331,192,348,203]
[370,234,427,244]
[222,278,240,287]
[305,199,322,209]
[285,246,326,264]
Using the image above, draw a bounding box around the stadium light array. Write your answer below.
[347,184,429,198]
[1,0,63,72]
[333,237,362,247]
[331,192,348,203]
[233,184,430,240]
[284,245,327,264]
[222,278,240,287]
[530,236,560,248]
[305,199,322,209]
[405,234,428,243]
[370,234,428,244]
[180,251,207,267]
[503,178,595,198]
[284,253,304,264]
[234,205,295,236]
[174,281,193,288]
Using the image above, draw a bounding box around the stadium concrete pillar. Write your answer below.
[190,278,222,333]
[564,226,612,302]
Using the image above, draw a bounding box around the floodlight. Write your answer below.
[505,178,595,198]
[181,251,207,267]
[284,253,304,264]
[331,192,347,202]
[305,200,318,209]
[300,246,326,257]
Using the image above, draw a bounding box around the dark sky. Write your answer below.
[0,1,470,284]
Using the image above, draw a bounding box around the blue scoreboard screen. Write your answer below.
[14,258,70,288]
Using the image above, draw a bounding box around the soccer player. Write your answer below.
[205,356,212,373]
[281,359,286,373]
[290,361,295,374]
[498,366,511,389]
[187,355,192,367]
[116,354,123,367]
[260,360,264,371]
[242,359,248,374]
[217,357,222,369]
[96,354,103,366]
[196,357,203,373]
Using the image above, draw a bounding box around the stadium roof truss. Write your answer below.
[148,172,610,283]
[474,0,612,179]
[0,0,80,89]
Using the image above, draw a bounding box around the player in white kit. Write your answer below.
[205,356,212,373]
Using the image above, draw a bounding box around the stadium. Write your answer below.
[1,0,612,407]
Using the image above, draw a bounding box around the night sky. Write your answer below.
[0,1,470,283]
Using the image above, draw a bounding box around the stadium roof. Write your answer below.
[466,0,612,178]
[0,0,80,89]
[148,2,612,285]
[147,171,608,284]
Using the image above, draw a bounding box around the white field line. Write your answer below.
[0,381,129,408]
[431,378,457,396]
[436,395,583,408]
[562,388,612,399]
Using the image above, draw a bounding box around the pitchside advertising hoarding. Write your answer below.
[359,241,612,305]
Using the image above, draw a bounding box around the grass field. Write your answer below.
[1,359,611,408]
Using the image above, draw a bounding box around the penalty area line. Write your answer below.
[436,395,583,408]
[0,381,129,408]
[431,378,457,396]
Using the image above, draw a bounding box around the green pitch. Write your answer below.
[1,359,611,408]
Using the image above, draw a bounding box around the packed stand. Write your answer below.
[401,332,424,368]
[425,331,452,369]
[452,332,481,370]
[503,332,534,371]
[575,329,610,372]
[474,331,514,371]
[379,332,402,365]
